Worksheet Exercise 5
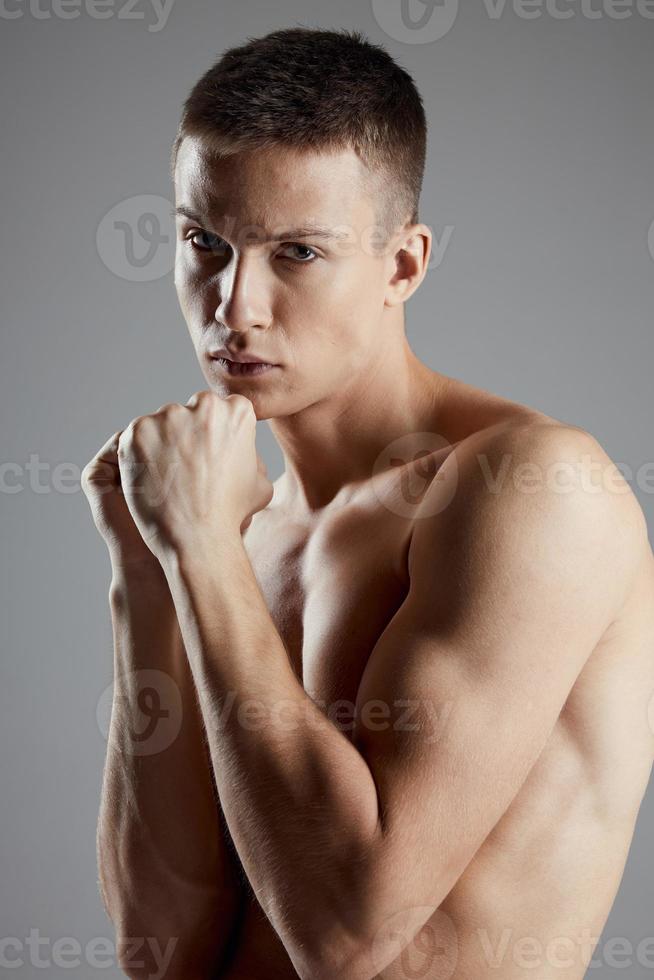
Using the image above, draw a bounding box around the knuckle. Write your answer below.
[80,464,93,490]
[198,390,218,409]
[126,415,151,438]
[228,393,253,417]
[82,457,101,479]
[186,389,215,411]
[81,460,110,496]
[118,422,138,451]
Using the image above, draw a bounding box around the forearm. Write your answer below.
[99,560,243,976]
[162,535,383,976]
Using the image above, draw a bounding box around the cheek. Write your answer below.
[174,260,194,312]
[175,260,214,322]
[304,265,382,351]
[326,255,385,316]
[317,252,376,297]
[289,314,373,384]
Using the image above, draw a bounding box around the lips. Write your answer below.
[210,348,275,365]
[210,357,278,378]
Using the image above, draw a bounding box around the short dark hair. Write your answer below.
[170,26,427,239]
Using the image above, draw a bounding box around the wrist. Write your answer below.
[109,554,169,595]
[163,528,244,571]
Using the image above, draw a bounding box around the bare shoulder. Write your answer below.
[461,410,647,547]
[413,401,651,636]
[437,373,649,555]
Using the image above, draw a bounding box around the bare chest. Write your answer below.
[243,501,413,716]
[231,506,654,980]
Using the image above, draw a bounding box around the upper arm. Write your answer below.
[349,423,645,973]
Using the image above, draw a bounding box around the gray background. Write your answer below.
[1,0,653,976]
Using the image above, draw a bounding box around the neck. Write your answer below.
[266,332,451,515]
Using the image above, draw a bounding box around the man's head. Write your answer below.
[171,27,432,419]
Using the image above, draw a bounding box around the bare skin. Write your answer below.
[84,135,654,979]
[217,381,654,980]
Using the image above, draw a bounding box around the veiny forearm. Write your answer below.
[162,536,383,977]
[99,560,244,977]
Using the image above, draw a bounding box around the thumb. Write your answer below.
[81,430,123,497]
[97,430,121,467]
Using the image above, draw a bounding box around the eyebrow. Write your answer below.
[172,205,351,243]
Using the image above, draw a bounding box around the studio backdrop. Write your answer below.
[1,2,653,978]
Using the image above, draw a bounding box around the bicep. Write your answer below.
[352,426,640,924]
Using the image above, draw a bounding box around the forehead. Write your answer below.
[174,135,377,233]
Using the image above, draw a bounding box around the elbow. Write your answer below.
[295,945,377,980]
[291,891,447,980]
[285,867,392,979]
[287,914,382,980]
[295,914,438,980]
[278,915,370,980]
[286,843,443,980]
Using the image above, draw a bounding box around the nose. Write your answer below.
[214,252,272,334]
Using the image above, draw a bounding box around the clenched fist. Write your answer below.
[82,427,156,571]
[82,391,274,567]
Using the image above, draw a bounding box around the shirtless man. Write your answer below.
[82,27,654,980]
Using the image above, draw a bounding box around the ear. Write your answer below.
[384,224,432,308]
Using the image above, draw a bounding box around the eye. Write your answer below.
[187,230,230,255]
[279,243,318,264]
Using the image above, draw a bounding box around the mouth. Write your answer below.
[208,355,278,377]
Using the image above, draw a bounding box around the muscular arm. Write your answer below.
[160,423,647,980]
[98,560,245,979]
